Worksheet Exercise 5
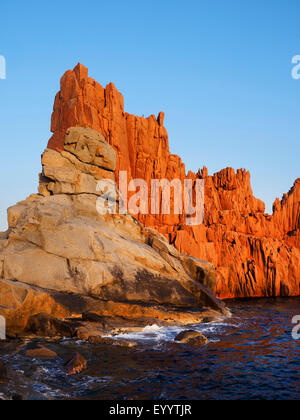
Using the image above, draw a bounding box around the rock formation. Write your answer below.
[47,63,300,299]
[0,127,228,337]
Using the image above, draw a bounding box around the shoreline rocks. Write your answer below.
[64,352,87,375]
[175,330,208,346]
[23,344,58,359]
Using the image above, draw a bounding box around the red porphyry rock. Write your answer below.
[48,63,300,299]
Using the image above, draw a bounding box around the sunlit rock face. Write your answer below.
[47,63,300,299]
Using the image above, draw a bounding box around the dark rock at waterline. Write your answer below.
[82,312,107,326]
[175,330,208,346]
[64,352,87,375]
[23,344,58,359]
[88,335,137,348]
[26,313,77,338]
[201,317,220,324]
[0,360,8,384]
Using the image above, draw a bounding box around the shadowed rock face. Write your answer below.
[0,127,228,336]
[47,63,300,299]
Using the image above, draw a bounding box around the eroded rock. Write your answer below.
[23,344,58,359]
[64,352,87,375]
[46,63,300,299]
[0,126,229,337]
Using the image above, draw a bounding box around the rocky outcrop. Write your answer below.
[0,127,228,336]
[47,63,300,299]
[174,173,300,298]
[175,330,208,346]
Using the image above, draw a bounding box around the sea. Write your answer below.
[0,297,299,400]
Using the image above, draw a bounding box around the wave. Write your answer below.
[107,320,242,344]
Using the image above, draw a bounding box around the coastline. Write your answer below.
[1,296,299,401]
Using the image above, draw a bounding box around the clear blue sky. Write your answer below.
[0,0,299,230]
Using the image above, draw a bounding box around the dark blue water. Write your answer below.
[0,297,299,400]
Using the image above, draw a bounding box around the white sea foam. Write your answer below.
[142,324,161,332]
[108,320,241,344]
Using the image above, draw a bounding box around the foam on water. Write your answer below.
[108,320,241,344]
